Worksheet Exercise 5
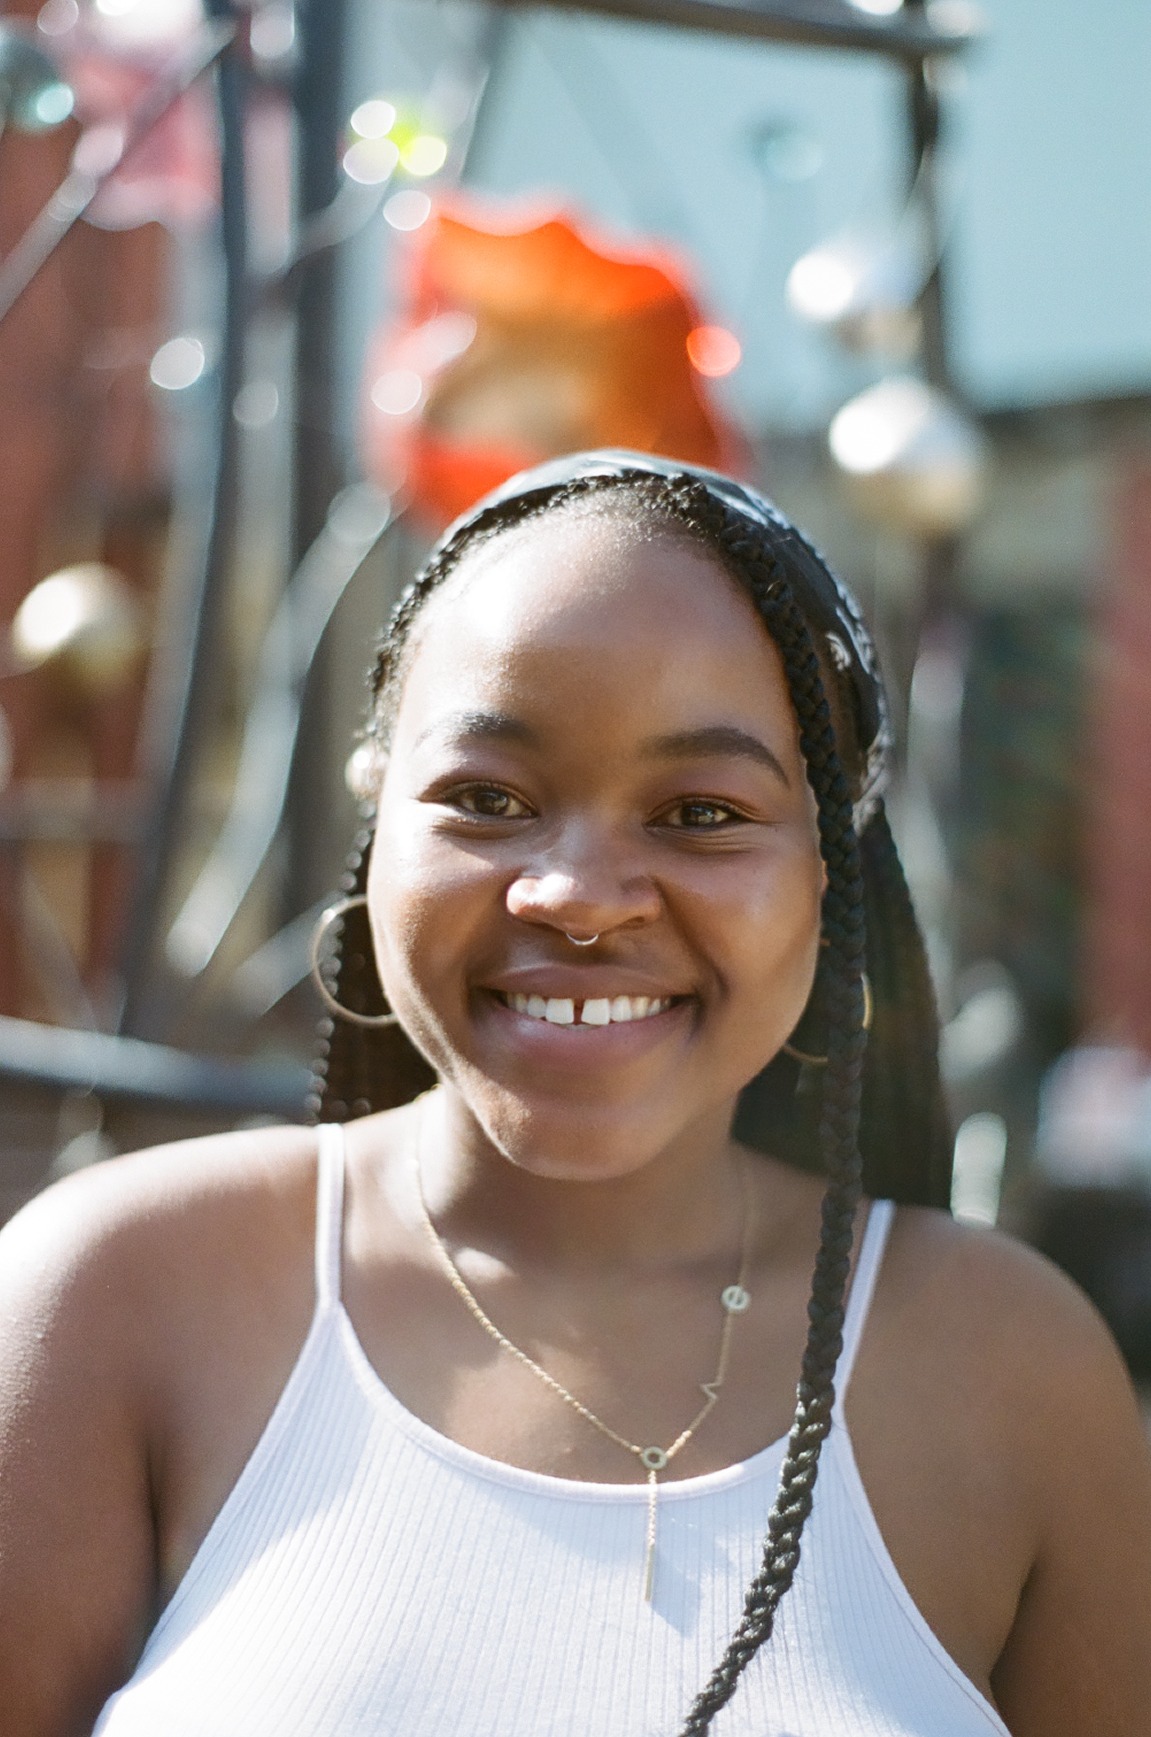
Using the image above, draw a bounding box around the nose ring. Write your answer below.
[564,932,600,946]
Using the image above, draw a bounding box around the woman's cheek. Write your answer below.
[702,851,822,1024]
[370,826,492,1004]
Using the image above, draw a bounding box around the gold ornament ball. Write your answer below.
[828,377,988,539]
[787,235,921,360]
[10,564,145,695]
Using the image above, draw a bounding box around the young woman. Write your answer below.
[2,452,1149,1737]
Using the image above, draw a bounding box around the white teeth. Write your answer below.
[506,992,673,1026]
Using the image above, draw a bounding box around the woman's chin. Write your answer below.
[447,1076,732,1187]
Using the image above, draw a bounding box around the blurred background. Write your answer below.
[1,0,1150,1389]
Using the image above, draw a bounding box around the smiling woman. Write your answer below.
[2,455,1151,1737]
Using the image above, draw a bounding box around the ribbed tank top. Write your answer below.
[94,1127,1010,1737]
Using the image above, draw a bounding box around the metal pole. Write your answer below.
[283,0,351,916]
[116,0,248,1034]
[903,0,950,395]
[489,0,978,60]
[902,0,962,640]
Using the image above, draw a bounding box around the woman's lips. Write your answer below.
[476,987,693,1065]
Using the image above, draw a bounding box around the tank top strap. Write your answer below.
[832,1198,895,1422]
[313,1123,347,1311]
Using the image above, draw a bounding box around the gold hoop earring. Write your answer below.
[309,894,398,1028]
[781,971,873,1067]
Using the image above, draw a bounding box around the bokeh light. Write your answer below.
[249,2,295,62]
[232,380,280,430]
[149,335,207,391]
[370,369,423,416]
[350,98,396,140]
[91,0,202,48]
[384,189,432,231]
[686,325,742,378]
[36,0,79,37]
[787,245,859,324]
[400,133,447,178]
[342,136,400,186]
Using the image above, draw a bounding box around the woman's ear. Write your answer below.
[345,740,388,804]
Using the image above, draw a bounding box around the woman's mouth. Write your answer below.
[497,992,675,1027]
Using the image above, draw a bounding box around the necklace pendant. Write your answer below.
[721,1283,751,1314]
[640,1445,669,1470]
[643,1466,659,1603]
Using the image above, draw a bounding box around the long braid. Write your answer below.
[654,484,867,1729]
[859,807,952,1207]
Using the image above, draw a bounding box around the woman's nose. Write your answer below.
[505,836,661,937]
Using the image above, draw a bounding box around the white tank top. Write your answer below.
[94,1126,1009,1737]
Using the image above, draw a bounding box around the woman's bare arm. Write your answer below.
[990,1247,1151,1735]
[0,1126,317,1737]
[0,1168,161,1736]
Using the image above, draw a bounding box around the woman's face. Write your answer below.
[368,507,824,1180]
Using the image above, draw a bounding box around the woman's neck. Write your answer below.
[410,1085,754,1276]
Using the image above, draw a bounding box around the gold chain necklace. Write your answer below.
[413,1113,755,1602]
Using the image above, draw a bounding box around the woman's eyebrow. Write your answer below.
[415,710,539,750]
[642,725,791,787]
[415,714,789,786]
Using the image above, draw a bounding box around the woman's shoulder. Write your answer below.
[0,1124,353,1411]
[0,1123,320,1305]
[876,1202,1147,1481]
[884,1201,1125,1361]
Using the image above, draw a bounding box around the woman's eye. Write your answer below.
[663,799,742,829]
[452,786,531,819]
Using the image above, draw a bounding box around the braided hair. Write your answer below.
[309,465,950,1731]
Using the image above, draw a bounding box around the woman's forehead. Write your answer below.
[391,510,797,745]
[410,510,783,677]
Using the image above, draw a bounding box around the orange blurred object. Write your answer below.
[361,196,746,530]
